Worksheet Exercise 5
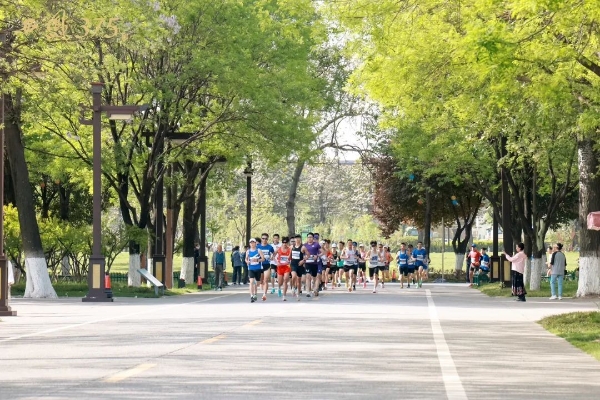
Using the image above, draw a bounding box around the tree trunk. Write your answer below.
[523,235,532,286]
[4,93,56,298]
[286,160,305,236]
[529,257,543,291]
[454,253,465,273]
[128,252,141,287]
[423,190,432,251]
[181,192,196,284]
[577,139,600,297]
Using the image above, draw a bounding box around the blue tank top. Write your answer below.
[248,249,261,270]
[397,250,408,266]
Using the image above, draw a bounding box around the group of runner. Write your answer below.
[245,232,430,302]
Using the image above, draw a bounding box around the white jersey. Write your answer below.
[270,242,282,265]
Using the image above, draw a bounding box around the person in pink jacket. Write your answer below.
[504,242,527,302]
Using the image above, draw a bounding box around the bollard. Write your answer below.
[105,273,113,299]
[392,269,397,283]
[197,276,203,290]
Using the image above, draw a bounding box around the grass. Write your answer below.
[539,312,600,361]
[10,282,209,298]
[477,279,579,297]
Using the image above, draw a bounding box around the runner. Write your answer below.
[366,241,380,293]
[320,239,332,291]
[274,236,291,301]
[329,242,339,289]
[269,234,281,294]
[407,244,415,288]
[480,247,490,274]
[303,232,322,297]
[245,238,265,303]
[382,246,392,287]
[396,243,409,288]
[413,241,428,288]
[335,241,345,287]
[376,243,386,288]
[290,235,306,301]
[468,243,481,287]
[341,239,359,292]
[257,233,275,301]
[358,244,368,288]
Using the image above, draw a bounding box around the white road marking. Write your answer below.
[426,289,468,400]
[104,363,156,383]
[0,293,236,344]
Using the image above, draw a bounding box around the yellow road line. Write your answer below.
[242,319,262,328]
[201,334,226,344]
[104,363,156,383]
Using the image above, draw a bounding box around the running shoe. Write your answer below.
[306,293,312,298]
[314,290,319,297]
[382,283,384,288]
[283,296,287,301]
[278,289,282,297]
[262,294,267,301]
[363,282,367,289]
[251,296,255,303]
[372,290,377,294]
[271,288,276,294]
[353,284,356,291]
[408,284,411,288]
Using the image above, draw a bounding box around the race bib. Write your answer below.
[292,251,301,260]
[280,256,289,265]
[471,257,477,263]
[481,260,488,266]
[399,259,407,265]
[417,255,424,261]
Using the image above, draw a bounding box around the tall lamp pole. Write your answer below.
[244,160,253,245]
[81,82,145,302]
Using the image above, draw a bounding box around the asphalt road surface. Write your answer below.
[1,283,599,400]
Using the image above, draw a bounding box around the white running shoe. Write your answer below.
[549,296,557,300]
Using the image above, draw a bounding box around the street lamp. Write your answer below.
[243,160,254,245]
[81,82,146,302]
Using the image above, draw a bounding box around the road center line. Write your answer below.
[201,334,227,344]
[0,293,236,344]
[104,363,156,383]
[242,319,262,327]
[426,289,468,400]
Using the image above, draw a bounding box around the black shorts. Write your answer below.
[291,265,305,276]
[407,267,415,274]
[248,269,262,280]
[343,265,358,273]
[358,263,367,272]
[262,264,271,272]
[305,263,318,277]
[400,267,409,276]
[369,267,380,277]
[470,266,479,272]
[329,266,338,274]
[380,265,389,271]
[270,264,278,270]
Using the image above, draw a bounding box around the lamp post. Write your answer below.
[81,82,145,302]
[243,160,254,245]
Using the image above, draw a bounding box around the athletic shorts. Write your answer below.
[248,269,262,280]
[400,267,409,276]
[270,263,277,270]
[291,265,305,276]
[369,267,380,277]
[470,266,479,272]
[329,266,338,274]
[317,263,324,274]
[277,265,291,275]
[305,263,318,277]
[343,264,358,273]
[358,263,366,271]
[407,267,415,274]
[381,264,390,271]
[422,265,428,270]
[262,264,271,272]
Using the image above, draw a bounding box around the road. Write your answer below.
[1,283,599,399]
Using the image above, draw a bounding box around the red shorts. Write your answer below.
[277,265,291,275]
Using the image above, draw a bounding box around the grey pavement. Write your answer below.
[1,283,599,400]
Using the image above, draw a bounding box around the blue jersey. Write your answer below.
[397,250,409,266]
[413,248,427,267]
[247,249,262,271]
[481,254,490,269]
[257,244,274,267]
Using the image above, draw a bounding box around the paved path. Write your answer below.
[1,284,599,400]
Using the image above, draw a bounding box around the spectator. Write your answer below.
[241,245,249,284]
[212,244,226,291]
[504,242,527,302]
[8,259,14,299]
[545,246,553,278]
[231,246,243,285]
[549,243,567,300]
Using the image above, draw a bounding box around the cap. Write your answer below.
[249,238,257,243]
[332,243,337,248]
[359,244,364,247]
[471,243,477,247]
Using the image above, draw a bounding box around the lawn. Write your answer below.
[477,279,579,298]
[539,312,600,361]
[10,282,207,298]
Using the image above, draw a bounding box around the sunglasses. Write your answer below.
[261,237,268,240]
